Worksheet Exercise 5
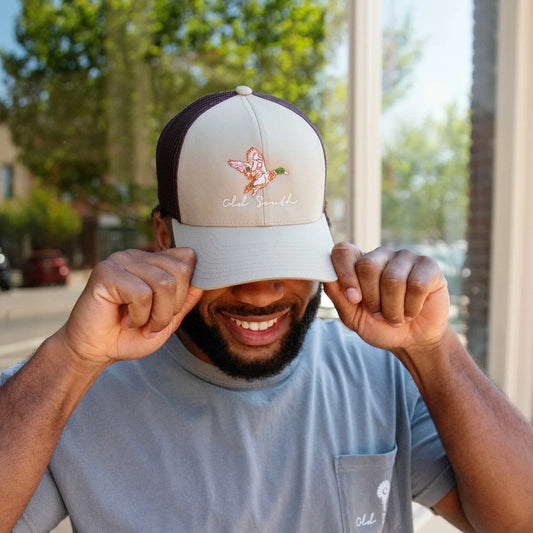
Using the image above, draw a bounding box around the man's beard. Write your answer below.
[178,286,322,381]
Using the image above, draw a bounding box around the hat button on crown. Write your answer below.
[235,85,253,95]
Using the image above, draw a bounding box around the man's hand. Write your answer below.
[60,248,203,367]
[324,242,450,353]
[0,247,202,530]
[324,243,533,531]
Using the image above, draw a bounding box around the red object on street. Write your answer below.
[22,249,70,287]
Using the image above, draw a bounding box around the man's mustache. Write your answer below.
[215,304,293,317]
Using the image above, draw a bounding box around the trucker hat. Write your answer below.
[156,85,337,289]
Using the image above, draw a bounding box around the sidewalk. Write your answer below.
[0,270,91,322]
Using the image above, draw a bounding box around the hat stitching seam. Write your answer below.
[241,96,267,225]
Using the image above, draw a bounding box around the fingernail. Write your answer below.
[345,287,361,304]
[372,312,385,321]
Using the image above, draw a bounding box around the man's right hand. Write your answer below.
[0,247,201,531]
[59,248,202,367]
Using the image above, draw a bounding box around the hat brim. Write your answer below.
[171,214,337,290]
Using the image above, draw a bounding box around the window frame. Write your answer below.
[347,0,532,421]
[488,0,533,420]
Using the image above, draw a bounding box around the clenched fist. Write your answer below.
[324,243,450,354]
[60,248,203,366]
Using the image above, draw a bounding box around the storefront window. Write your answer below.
[380,0,497,365]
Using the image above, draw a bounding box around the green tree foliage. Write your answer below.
[0,199,26,243]
[381,103,471,244]
[0,188,82,249]
[322,12,422,217]
[382,14,422,111]
[1,0,107,202]
[0,0,327,207]
[1,188,82,249]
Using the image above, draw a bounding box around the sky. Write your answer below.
[0,0,20,52]
[0,0,22,99]
[381,0,474,138]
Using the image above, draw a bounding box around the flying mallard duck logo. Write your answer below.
[228,147,288,197]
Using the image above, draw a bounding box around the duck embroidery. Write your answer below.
[228,147,288,197]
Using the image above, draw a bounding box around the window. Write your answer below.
[2,164,14,199]
[380,0,476,353]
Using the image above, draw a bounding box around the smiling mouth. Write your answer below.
[228,316,280,331]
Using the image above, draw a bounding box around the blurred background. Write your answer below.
[1,1,532,529]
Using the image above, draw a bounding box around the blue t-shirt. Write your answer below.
[3,319,455,532]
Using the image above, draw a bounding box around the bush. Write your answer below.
[0,188,82,250]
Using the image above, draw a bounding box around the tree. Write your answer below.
[321,12,422,238]
[382,13,422,111]
[0,0,327,208]
[0,188,82,249]
[1,0,108,202]
[381,103,471,244]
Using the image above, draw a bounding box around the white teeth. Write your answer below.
[230,317,278,331]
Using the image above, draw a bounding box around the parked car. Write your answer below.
[22,249,70,287]
[0,248,12,290]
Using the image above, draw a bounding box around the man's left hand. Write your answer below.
[324,242,450,353]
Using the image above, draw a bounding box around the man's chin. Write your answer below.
[178,287,322,381]
[179,318,297,381]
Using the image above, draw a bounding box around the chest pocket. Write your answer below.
[334,446,399,533]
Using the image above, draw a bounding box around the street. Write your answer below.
[0,273,89,533]
[0,273,89,372]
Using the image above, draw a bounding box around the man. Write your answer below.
[1,86,532,532]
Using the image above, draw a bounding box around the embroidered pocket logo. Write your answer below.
[377,480,391,524]
[228,147,288,197]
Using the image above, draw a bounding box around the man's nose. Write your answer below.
[231,280,284,308]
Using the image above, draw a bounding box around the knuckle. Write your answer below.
[418,254,439,270]
[381,274,405,292]
[332,242,362,264]
[331,244,355,267]
[158,274,177,292]
[407,277,428,294]
[396,248,416,260]
[368,245,394,258]
[332,241,356,254]
[136,285,153,304]
[92,258,125,282]
[168,247,197,265]
[174,260,193,279]
[107,251,124,263]
[355,257,377,277]
[109,249,138,263]
[181,247,197,262]
[375,245,394,254]
[93,259,114,275]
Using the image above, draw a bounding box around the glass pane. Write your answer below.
[380,0,474,345]
[381,0,499,367]
[323,0,349,244]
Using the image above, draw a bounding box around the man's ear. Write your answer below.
[154,212,173,250]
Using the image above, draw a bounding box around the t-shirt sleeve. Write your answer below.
[0,360,27,385]
[1,364,69,531]
[409,393,457,507]
[12,468,68,532]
